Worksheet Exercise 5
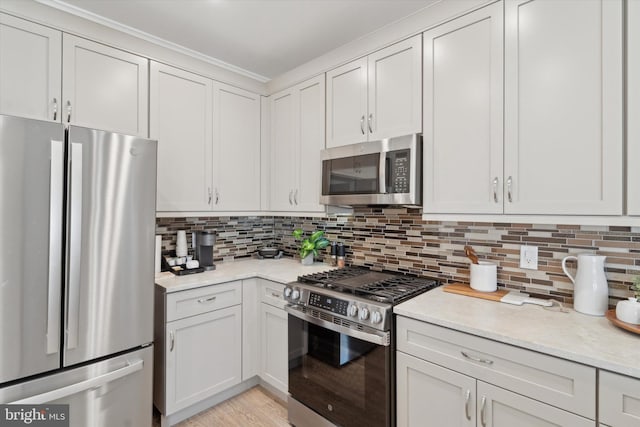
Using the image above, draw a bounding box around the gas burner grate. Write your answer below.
[297,267,440,304]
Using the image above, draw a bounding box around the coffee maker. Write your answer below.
[194,231,216,271]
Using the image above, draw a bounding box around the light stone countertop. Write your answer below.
[155,257,335,293]
[394,287,640,378]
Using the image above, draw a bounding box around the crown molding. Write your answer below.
[35,0,270,83]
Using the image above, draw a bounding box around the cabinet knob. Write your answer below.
[368,113,373,133]
[208,187,213,205]
[507,176,513,203]
[52,98,58,121]
[480,396,487,426]
[169,331,175,352]
[464,389,471,420]
[492,177,499,203]
[360,115,365,135]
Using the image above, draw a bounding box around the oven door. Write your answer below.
[287,307,392,427]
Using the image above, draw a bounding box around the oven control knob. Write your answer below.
[371,311,383,324]
[284,287,292,298]
[359,307,370,321]
[291,288,300,301]
[348,304,358,317]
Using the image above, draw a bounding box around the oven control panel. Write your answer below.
[308,292,349,316]
[284,282,392,331]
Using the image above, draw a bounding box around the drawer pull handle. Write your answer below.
[461,351,493,365]
[480,396,487,426]
[197,296,217,303]
[169,331,175,352]
[271,292,281,298]
[464,389,471,420]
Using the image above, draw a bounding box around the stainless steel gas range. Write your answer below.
[284,267,439,427]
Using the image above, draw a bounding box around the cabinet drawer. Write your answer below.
[599,370,640,427]
[259,280,286,309]
[166,281,241,322]
[396,316,596,419]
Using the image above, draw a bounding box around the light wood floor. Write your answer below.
[153,386,290,427]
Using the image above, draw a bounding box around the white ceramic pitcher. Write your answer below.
[562,254,608,316]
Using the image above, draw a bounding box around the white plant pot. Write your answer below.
[616,297,640,325]
[301,253,314,265]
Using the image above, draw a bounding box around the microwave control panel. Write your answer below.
[387,149,410,193]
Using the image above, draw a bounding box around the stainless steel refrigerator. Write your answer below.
[0,114,157,426]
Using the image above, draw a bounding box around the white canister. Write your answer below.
[616,297,640,325]
[176,230,188,257]
[470,262,498,292]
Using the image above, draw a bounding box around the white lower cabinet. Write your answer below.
[258,280,288,394]
[477,382,593,427]
[165,305,241,414]
[599,370,640,427]
[397,351,475,427]
[260,302,288,393]
[154,281,242,424]
[396,316,596,426]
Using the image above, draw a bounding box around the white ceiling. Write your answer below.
[48,0,436,81]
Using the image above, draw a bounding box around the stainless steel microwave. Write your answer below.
[320,134,422,206]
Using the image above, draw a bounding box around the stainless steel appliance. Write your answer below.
[320,134,422,206]
[284,267,439,427]
[194,230,217,270]
[0,114,157,426]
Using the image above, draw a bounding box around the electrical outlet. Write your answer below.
[520,245,538,270]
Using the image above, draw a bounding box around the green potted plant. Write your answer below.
[292,229,330,265]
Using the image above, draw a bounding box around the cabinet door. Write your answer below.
[368,35,422,141]
[628,0,640,215]
[212,83,260,211]
[477,382,594,427]
[151,62,213,212]
[0,13,61,122]
[260,302,288,394]
[270,88,297,210]
[396,352,475,427]
[326,57,368,147]
[422,3,503,214]
[165,305,242,415]
[62,34,148,136]
[504,0,623,214]
[599,370,640,427]
[295,75,325,212]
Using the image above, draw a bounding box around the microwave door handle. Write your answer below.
[379,153,387,194]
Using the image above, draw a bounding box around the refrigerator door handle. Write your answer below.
[66,142,83,350]
[9,359,144,404]
[46,140,64,355]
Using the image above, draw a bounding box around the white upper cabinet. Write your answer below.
[367,35,422,141]
[422,2,503,214]
[326,35,422,148]
[628,0,640,216]
[269,89,297,211]
[504,0,623,215]
[295,76,325,212]
[212,83,261,211]
[270,74,325,212]
[62,34,148,137]
[0,13,61,122]
[326,57,368,147]
[151,62,213,212]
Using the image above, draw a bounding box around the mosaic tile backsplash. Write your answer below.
[157,207,640,307]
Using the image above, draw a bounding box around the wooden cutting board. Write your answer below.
[443,283,509,302]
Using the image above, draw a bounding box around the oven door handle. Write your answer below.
[285,305,390,346]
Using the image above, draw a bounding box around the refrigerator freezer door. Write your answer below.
[64,126,157,367]
[0,346,153,427]
[0,115,64,384]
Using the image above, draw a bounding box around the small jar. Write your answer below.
[337,243,346,268]
[616,297,640,325]
[330,242,337,267]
